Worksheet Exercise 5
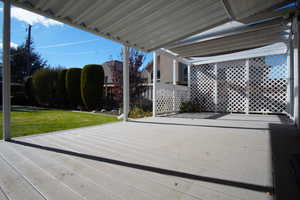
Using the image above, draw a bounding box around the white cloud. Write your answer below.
[0,42,18,49]
[0,7,63,27]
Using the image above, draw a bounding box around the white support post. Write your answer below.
[172,59,177,112]
[187,64,191,88]
[245,59,250,114]
[173,59,177,85]
[123,46,129,122]
[287,41,294,118]
[214,64,218,112]
[2,0,11,141]
[187,64,191,100]
[152,51,158,117]
[293,16,299,128]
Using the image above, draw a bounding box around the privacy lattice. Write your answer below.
[191,54,288,114]
[156,83,190,114]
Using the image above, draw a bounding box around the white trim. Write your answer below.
[123,46,129,121]
[214,64,218,112]
[152,51,158,117]
[157,48,192,65]
[245,59,250,114]
[293,15,299,128]
[192,46,287,65]
[172,59,177,112]
[2,0,11,141]
[187,64,191,88]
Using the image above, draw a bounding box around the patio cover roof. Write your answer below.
[10,0,293,52]
[169,18,290,58]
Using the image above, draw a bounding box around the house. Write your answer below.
[144,54,188,85]
[102,60,151,85]
[101,60,152,101]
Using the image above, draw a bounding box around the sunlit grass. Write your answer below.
[0,106,119,139]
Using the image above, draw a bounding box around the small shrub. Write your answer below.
[32,68,58,107]
[81,64,104,111]
[180,101,200,113]
[56,69,68,108]
[66,68,82,108]
[129,106,152,118]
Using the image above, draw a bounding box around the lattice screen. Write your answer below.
[155,83,190,114]
[191,54,288,114]
[191,64,216,111]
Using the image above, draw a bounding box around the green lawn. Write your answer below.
[0,106,119,139]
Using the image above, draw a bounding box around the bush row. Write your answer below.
[28,65,104,110]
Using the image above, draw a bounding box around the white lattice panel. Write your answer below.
[155,83,189,114]
[191,64,216,111]
[217,61,247,112]
[191,54,288,114]
[249,55,288,113]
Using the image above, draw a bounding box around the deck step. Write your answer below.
[21,136,201,200]
[0,142,85,200]
[8,140,156,200]
[0,154,45,200]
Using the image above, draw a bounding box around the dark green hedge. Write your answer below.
[32,68,58,107]
[66,68,82,108]
[81,64,104,110]
[56,69,68,107]
[24,76,36,105]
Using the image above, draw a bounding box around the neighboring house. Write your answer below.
[102,60,123,85]
[102,60,152,85]
[144,54,188,85]
[101,60,152,101]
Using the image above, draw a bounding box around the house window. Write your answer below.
[151,70,160,82]
[179,62,187,83]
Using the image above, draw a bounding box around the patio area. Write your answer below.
[0,114,297,200]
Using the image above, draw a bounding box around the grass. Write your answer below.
[0,106,119,139]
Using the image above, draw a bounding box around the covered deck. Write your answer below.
[0,114,298,200]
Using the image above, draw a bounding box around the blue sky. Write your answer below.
[0,3,151,69]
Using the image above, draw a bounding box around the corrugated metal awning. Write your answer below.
[169,19,290,57]
[11,0,292,52]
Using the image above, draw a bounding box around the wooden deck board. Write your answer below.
[0,142,84,200]
[0,154,45,200]
[0,115,283,200]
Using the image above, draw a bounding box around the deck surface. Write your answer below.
[0,114,291,200]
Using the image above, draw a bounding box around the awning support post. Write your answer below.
[152,51,158,117]
[2,0,11,141]
[172,59,177,112]
[123,46,129,122]
[187,64,191,100]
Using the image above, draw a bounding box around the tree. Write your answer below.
[10,39,47,83]
[66,68,82,109]
[110,48,147,106]
[81,64,104,111]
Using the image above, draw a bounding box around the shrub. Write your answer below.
[32,68,58,107]
[11,84,27,105]
[129,106,152,118]
[81,64,104,111]
[66,68,82,108]
[56,69,68,108]
[180,101,201,113]
[24,77,36,105]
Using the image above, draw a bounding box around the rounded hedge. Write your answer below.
[66,68,82,108]
[81,64,104,110]
[56,69,68,107]
[24,76,36,105]
[32,68,58,106]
